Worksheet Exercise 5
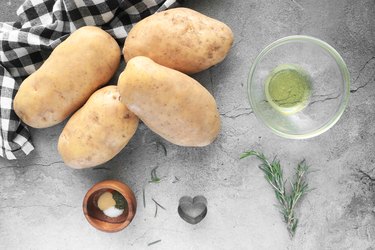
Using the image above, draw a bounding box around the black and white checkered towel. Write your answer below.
[0,0,179,160]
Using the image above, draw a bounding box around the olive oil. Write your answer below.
[265,64,311,115]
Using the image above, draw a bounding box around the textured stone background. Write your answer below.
[1,0,375,249]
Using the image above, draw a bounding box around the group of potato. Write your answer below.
[14,8,233,169]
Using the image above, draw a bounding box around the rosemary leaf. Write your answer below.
[152,198,166,210]
[148,240,161,246]
[143,187,146,208]
[154,202,158,218]
[149,166,163,183]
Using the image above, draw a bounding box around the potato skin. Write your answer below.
[124,8,233,74]
[14,26,121,128]
[58,86,139,169]
[118,56,220,147]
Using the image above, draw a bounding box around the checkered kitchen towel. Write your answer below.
[0,0,180,160]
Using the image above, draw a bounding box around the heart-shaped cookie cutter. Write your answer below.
[178,195,207,224]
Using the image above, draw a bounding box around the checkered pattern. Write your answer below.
[0,0,179,160]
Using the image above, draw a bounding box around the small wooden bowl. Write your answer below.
[83,180,136,232]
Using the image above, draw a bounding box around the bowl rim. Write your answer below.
[247,35,350,139]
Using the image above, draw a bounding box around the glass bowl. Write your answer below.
[247,35,350,139]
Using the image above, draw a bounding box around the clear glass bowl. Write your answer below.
[247,35,350,139]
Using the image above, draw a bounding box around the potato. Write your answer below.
[118,56,220,147]
[14,26,121,128]
[58,86,139,169]
[124,7,233,74]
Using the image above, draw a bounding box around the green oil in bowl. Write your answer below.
[265,64,311,115]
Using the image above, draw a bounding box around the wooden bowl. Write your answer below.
[83,180,136,232]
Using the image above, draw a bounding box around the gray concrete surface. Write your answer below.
[1,0,375,249]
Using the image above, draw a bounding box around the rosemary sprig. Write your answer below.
[241,150,310,238]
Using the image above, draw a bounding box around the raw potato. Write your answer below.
[58,86,139,169]
[14,26,121,128]
[124,7,233,74]
[118,56,220,147]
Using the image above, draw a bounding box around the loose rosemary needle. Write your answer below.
[152,198,166,218]
[148,239,161,246]
[143,187,146,208]
[149,166,162,183]
[241,150,311,238]
[152,198,166,210]
[156,141,167,156]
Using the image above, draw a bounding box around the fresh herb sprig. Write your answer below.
[240,150,311,238]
